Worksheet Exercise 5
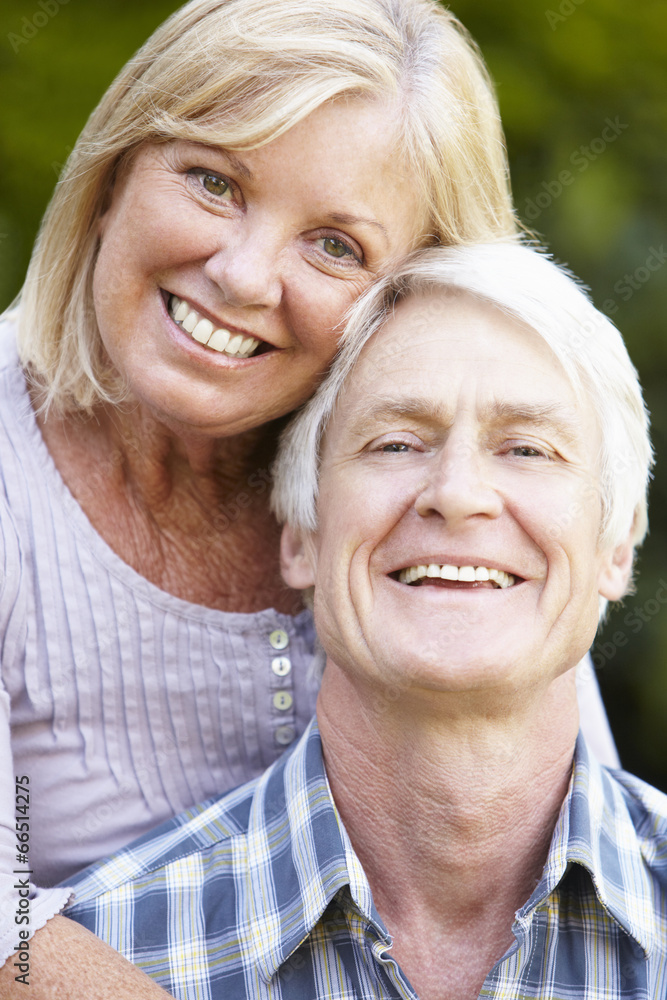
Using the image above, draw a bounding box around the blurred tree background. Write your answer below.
[0,0,665,786]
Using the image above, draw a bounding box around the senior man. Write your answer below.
[64,244,666,999]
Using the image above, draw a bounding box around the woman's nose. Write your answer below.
[414,438,503,523]
[203,222,284,310]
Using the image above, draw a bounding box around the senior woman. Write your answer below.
[0,0,611,994]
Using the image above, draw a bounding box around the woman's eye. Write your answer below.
[316,236,359,262]
[190,170,232,199]
[511,445,544,458]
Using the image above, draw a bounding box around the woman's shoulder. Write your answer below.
[0,308,21,373]
[0,311,39,475]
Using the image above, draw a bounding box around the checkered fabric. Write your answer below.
[65,719,667,999]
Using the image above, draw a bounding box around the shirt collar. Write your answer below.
[243,718,386,983]
[517,732,657,957]
[245,724,659,983]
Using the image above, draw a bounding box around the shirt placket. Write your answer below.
[268,627,296,749]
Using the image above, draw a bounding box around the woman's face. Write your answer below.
[93,99,425,438]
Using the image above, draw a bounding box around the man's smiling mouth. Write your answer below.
[396,564,517,589]
[168,294,269,359]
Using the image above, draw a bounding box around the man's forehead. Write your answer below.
[350,287,545,381]
[324,296,589,451]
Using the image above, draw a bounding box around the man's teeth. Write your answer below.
[169,296,260,358]
[398,564,516,588]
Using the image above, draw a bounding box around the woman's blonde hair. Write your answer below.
[17,0,518,413]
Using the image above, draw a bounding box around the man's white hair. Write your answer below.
[272,242,653,578]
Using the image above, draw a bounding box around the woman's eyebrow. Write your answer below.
[186,142,254,180]
[181,147,387,238]
[326,212,389,243]
[223,152,253,180]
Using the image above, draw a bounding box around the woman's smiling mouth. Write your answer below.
[167,294,268,359]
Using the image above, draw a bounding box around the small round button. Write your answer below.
[273,691,293,711]
[271,656,292,677]
[269,629,289,650]
[275,724,295,746]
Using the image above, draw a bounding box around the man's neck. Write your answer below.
[317,665,579,1000]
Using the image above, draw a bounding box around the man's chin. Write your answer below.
[363,643,548,701]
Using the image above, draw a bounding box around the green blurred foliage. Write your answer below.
[0,0,666,787]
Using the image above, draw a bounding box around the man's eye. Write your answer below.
[381,442,410,453]
[511,446,543,458]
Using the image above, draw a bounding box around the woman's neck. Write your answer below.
[36,401,302,614]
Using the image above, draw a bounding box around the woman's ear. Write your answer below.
[598,534,635,602]
[280,524,316,590]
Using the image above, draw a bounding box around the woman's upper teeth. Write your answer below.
[169,296,260,358]
[398,564,515,588]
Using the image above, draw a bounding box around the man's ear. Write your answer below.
[280,524,316,590]
[598,533,635,602]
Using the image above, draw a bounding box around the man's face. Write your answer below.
[284,290,630,699]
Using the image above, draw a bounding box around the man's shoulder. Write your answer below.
[608,766,667,865]
[564,737,667,955]
[578,755,667,957]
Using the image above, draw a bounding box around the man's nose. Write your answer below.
[414,437,503,523]
[203,221,284,310]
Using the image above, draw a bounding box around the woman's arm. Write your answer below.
[0,916,175,998]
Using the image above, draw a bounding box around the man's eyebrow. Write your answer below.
[351,396,449,428]
[481,401,582,442]
[350,396,581,441]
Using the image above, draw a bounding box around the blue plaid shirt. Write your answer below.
[65,719,667,999]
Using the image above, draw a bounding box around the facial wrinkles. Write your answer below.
[332,359,574,576]
[313,536,376,672]
[355,341,590,475]
[303,293,621,704]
